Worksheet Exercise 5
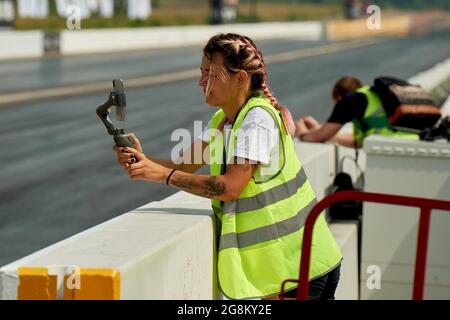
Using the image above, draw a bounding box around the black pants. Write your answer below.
[284,263,341,300]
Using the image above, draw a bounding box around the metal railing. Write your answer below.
[280,190,450,300]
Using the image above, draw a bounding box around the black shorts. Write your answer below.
[284,263,341,300]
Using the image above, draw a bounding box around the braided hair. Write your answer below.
[203,33,295,135]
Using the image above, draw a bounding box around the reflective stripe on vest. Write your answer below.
[219,198,317,251]
[209,96,342,299]
[353,86,419,145]
[222,166,308,215]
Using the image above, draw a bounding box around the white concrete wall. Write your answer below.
[60,22,322,55]
[295,142,336,200]
[330,223,359,300]
[361,136,450,300]
[0,31,43,60]
[408,57,450,92]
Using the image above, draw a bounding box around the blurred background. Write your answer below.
[0,1,449,266]
[0,0,449,29]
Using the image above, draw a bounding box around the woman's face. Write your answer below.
[199,53,238,107]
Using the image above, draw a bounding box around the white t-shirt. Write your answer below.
[199,107,280,166]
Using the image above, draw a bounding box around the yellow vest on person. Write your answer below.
[353,86,419,145]
[208,95,342,299]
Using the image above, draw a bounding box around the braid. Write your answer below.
[261,82,276,106]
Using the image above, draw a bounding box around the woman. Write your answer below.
[115,33,342,300]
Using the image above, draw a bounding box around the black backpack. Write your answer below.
[372,77,442,130]
[328,172,362,221]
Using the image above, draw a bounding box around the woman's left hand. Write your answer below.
[123,147,170,183]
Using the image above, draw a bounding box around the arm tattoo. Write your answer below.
[205,176,226,197]
[170,174,226,199]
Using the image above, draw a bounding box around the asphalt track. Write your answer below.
[0,31,449,266]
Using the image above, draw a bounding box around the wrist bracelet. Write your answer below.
[166,169,177,185]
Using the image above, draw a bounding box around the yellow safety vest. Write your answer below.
[353,86,419,146]
[209,95,342,299]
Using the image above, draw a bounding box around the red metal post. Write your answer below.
[413,207,431,300]
[296,201,322,300]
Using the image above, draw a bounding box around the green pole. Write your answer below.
[49,0,57,18]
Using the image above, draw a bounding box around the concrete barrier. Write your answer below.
[295,142,336,200]
[409,57,450,93]
[0,196,215,300]
[60,22,323,55]
[330,223,359,300]
[0,31,43,60]
[408,57,450,107]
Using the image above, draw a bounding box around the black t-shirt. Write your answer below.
[327,92,369,124]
